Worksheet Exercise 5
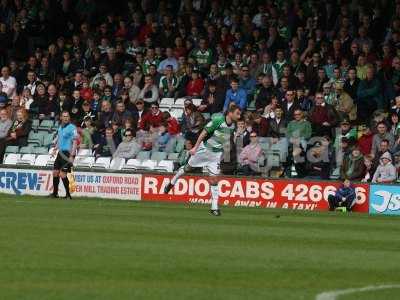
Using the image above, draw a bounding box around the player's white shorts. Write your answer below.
[187,143,222,176]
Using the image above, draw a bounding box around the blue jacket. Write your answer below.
[335,185,356,202]
[224,88,247,111]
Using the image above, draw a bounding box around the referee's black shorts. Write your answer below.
[54,151,72,173]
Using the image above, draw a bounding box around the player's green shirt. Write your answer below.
[203,116,235,152]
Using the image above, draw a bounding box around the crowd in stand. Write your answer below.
[0,0,399,182]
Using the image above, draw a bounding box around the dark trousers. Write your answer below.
[328,195,353,211]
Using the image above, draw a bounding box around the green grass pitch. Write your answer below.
[0,194,400,300]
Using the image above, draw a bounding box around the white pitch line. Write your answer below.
[316,284,400,300]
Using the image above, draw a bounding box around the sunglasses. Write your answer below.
[151,106,158,109]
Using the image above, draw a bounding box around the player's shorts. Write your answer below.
[54,151,72,173]
[187,143,222,176]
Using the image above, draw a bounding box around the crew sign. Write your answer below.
[141,175,370,212]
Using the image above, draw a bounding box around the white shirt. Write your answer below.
[0,76,17,98]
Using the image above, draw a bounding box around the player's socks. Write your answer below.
[165,167,185,193]
[210,184,219,211]
[52,176,59,196]
[62,177,72,199]
[171,167,184,185]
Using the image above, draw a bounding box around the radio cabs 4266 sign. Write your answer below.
[142,175,369,212]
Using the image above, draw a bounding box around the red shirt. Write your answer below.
[139,111,163,130]
[167,117,180,135]
[186,78,205,96]
[358,132,373,155]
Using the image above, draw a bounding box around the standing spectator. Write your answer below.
[180,102,205,139]
[159,65,178,98]
[234,118,251,156]
[287,109,312,145]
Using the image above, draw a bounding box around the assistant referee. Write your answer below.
[51,111,78,199]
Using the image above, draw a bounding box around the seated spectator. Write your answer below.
[80,116,96,149]
[340,147,365,181]
[94,126,120,158]
[90,64,113,88]
[267,107,287,137]
[255,75,275,113]
[281,90,300,122]
[6,108,31,147]
[390,96,400,118]
[162,111,180,136]
[238,131,264,175]
[327,179,356,212]
[113,128,141,159]
[186,69,204,97]
[155,124,171,152]
[20,88,34,110]
[252,112,269,137]
[309,92,338,137]
[357,125,373,156]
[139,74,159,106]
[361,154,374,182]
[372,151,397,183]
[123,76,140,104]
[234,118,251,155]
[159,65,178,98]
[263,95,279,119]
[0,108,12,161]
[372,139,395,171]
[357,66,383,121]
[180,102,205,139]
[139,102,163,130]
[371,122,394,157]
[305,141,331,179]
[224,78,247,111]
[389,113,400,139]
[287,109,312,146]
[334,82,357,122]
[199,80,224,113]
[112,101,132,127]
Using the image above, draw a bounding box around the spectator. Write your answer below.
[281,90,300,122]
[238,132,264,175]
[305,141,331,179]
[268,107,287,137]
[113,128,141,159]
[0,66,16,98]
[334,82,357,122]
[327,179,356,211]
[123,76,140,104]
[309,92,339,137]
[340,147,365,181]
[98,100,113,131]
[112,101,132,127]
[361,154,375,183]
[95,127,120,158]
[6,108,31,147]
[287,109,312,145]
[224,78,247,111]
[254,75,275,113]
[159,65,178,98]
[158,47,178,72]
[90,64,113,88]
[186,69,204,97]
[252,113,269,137]
[180,101,205,139]
[371,122,395,157]
[199,80,225,113]
[0,108,12,161]
[139,74,159,106]
[139,102,163,130]
[234,118,251,155]
[162,111,180,136]
[357,66,383,121]
[372,151,397,183]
